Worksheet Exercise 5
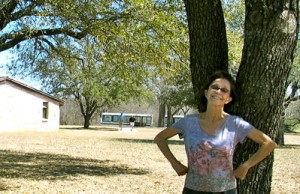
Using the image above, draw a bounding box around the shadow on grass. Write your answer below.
[277,144,300,149]
[0,150,148,182]
[0,182,9,191]
[60,126,118,131]
[285,131,300,136]
[112,138,184,145]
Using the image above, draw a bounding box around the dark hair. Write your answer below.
[199,70,237,112]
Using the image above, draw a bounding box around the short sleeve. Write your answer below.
[171,117,187,139]
[234,116,254,143]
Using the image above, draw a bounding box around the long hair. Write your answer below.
[199,70,237,112]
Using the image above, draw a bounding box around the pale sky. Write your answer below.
[0,50,10,76]
[0,50,42,89]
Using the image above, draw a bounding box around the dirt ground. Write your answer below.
[0,126,299,194]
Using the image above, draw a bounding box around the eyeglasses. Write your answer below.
[209,84,230,94]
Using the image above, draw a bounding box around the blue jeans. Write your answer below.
[182,187,238,194]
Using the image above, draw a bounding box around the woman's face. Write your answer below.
[205,78,232,107]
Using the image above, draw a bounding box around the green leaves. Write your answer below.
[3,0,190,127]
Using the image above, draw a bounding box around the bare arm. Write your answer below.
[154,127,188,176]
[234,128,277,180]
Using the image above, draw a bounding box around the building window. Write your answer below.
[43,102,49,119]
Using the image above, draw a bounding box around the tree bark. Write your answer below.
[83,115,91,129]
[158,99,166,127]
[184,0,299,193]
[233,1,298,193]
[184,0,229,111]
[166,104,172,127]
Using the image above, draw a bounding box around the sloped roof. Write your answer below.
[0,76,64,106]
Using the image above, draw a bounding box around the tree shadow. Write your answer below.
[112,138,184,145]
[277,144,300,149]
[0,150,149,182]
[285,131,300,135]
[60,126,118,131]
[0,182,9,191]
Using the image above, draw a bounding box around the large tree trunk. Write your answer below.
[184,0,229,112]
[77,97,98,129]
[233,1,298,193]
[157,99,166,127]
[183,0,299,193]
[166,104,172,127]
[83,115,91,129]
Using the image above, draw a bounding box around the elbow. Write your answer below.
[265,139,277,153]
[270,140,277,151]
[154,127,177,144]
[154,134,164,144]
[154,133,168,145]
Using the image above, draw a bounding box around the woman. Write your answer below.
[154,71,277,194]
[119,113,125,131]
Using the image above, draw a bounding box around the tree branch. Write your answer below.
[284,95,300,108]
[0,28,87,52]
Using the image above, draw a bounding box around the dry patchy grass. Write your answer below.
[0,126,299,194]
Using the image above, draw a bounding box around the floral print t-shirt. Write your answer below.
[172,114,253,192]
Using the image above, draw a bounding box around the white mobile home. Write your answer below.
[0,77,64,132]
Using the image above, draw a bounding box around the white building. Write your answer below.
[0,77,64,132]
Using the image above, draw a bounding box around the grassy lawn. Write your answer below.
[0,126,299,194]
